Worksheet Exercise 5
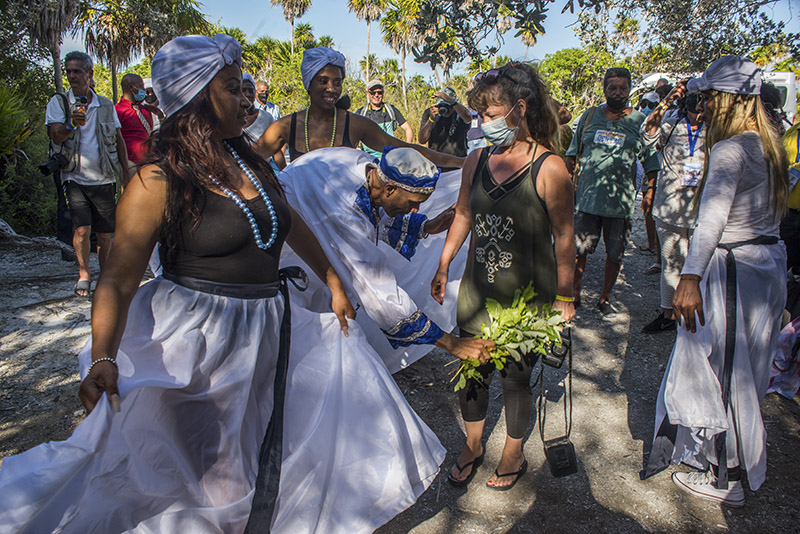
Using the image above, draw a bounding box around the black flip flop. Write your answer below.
[74,280,92,298]
[447,451,485,488]
[487,459,528,491]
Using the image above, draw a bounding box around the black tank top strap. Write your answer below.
[472,146,493,187]
[341,112,353,148]
[288,112,303,161]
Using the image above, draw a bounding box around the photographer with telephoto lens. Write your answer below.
[419,87,472,157]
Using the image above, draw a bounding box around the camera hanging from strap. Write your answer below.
[537,327,578,478]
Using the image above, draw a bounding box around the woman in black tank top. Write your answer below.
[251,47,465,169]
[431,62,576,490]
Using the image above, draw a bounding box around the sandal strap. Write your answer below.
[494,460,527,478]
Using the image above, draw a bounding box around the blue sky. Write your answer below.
[62,0,799,82]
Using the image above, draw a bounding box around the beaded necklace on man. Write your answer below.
[304,107,337,153]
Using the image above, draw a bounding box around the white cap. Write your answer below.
[641,91,660,103]
[687,55,761,95]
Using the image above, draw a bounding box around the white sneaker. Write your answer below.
[672,471,745,507]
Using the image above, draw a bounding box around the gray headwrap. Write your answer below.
[301,47,346,91]
[151,34,242,118]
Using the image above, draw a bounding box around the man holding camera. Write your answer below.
[419,87,471,158]
[44,51,129,297]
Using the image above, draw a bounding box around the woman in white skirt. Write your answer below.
[0,34,447,534]
[642,56,789,507]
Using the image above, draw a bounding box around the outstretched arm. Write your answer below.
[80,165,167,413]
[353,112,464,169]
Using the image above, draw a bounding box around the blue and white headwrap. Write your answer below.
[377,146,440,194]
[151,34,242,118]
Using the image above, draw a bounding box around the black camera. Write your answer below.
[437,103,451,115]
[144,89,157,104]
[38,153,69,176]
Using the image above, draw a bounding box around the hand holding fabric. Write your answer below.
[673,275,704,333]
[79,360,120,413]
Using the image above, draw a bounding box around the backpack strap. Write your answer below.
[385,103,398,130]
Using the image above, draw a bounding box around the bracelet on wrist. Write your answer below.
[428,116,435,123]
[87,357,118,374]
[66,121,75,131]
[555,295,574,303]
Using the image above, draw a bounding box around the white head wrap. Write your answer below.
[151,34,242,118]
[242,72,255,88]
[301,47,346,91]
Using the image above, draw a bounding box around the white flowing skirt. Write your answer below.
[0,277,445,533]
[653,243,786,490]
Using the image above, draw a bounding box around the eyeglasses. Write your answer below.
[474,69,500,82]
[641,100,657,109]
[369,89,384,95]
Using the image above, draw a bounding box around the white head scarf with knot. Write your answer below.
[301,47,346,91]
[242,72,255,89]
[151,34,242,118]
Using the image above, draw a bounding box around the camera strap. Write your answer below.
[538,327,573,443]
[49,92,72,158]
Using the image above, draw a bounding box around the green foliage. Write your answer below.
[0,83,33,162]
[0,126,56,236]
[448,283,566,391]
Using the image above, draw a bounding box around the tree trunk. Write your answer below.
[111,59,118,102]
[365,20,371,81]
[401,47,408,111]
[433,66,442,88]
[52,43,63,93]
[291,18,295,55]
[524,44,529,61]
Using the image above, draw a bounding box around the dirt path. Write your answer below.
[1,209,798,533]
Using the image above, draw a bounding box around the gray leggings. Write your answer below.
[458,329,538,439]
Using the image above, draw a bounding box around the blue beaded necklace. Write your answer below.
[207,141,279,250]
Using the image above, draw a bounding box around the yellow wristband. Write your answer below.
[429,116,435,123]
[555,295,574,302]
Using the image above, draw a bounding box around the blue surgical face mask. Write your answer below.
[480,105,521,146]
[133,88,147,102]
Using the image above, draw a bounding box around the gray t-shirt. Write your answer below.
[641,116,705,228]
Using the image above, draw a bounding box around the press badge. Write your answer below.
[594,130,625,148]
[682,161,702,187]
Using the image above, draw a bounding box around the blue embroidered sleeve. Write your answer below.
[382,310,444,348]
[381,212,427,260]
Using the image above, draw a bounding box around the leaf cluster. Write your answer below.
[449,282,566,391]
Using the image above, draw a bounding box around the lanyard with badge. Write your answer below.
[681,117,703,187]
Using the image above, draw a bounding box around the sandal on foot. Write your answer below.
[74,279,92,298]
[487,459,528,491]
[447,451,485,488]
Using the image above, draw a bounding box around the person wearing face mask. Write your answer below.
[565,67,661,315]
[638,91,660,118]
[640,88,705,333]
[431,62,575,490]
[255,80,281,122]
[242,72,275,141]
[116,73,155,168]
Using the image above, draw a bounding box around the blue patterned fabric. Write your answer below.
[382,310,444,348]
[380,146,440,193]
[353,185,377,226]
[383,213,427,260]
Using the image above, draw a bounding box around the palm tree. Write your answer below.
[347,0,385,81]
[317,35,334,48]
[25,0,81,93]
[520,29,538,60]
[77,0,207,102]
[271,0,312,55]
[380,0,423,109]
[293,22,315,49]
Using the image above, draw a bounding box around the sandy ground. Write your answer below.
[1,208,799,533]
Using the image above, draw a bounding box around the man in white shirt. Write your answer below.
[45,51,128,296]
[255,80,281,123]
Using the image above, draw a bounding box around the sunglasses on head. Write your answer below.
[369,89,383,95]
[474,62,530,85]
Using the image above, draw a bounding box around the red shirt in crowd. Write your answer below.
[115,97,153,164]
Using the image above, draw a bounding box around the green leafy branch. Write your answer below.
[449,282,566,391]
